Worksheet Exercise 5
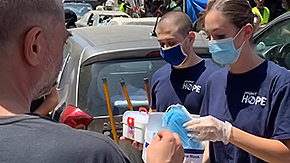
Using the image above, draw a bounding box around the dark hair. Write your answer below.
[65,9,77,29]
[158,11,193,37]
[206,0,256,30]
[285,0,290,9]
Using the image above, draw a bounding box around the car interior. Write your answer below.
[78,57,166,117]
[254,19,290,69]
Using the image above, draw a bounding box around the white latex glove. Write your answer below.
[184,116,232,145]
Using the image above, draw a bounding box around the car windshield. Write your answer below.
[78,57,166,117]
[254,17,290,69]
[64,4,92,17]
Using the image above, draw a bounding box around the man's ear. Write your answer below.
[24,27,44,66]
[243,23,253,40]
[188,31,195,44]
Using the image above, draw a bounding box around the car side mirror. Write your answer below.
[60,105,93,130]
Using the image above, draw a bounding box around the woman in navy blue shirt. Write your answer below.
[184,0,290,162]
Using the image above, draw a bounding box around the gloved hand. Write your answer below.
[183,116,232,145]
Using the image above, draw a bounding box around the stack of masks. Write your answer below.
[162,104,205,150]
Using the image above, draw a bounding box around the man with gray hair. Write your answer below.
[0,0,129,162]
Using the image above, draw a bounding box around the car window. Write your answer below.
[254,19,290,69]
[98,14,129,26]
[80,12,91,24]
[78,57,166,117]
[64,4,92,17]
[108,21,119,25]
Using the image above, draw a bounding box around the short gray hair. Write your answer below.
[0,0,63,49]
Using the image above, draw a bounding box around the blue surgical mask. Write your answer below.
[160,37,188,66]
[209,27,245,65]
[162,104,204,149]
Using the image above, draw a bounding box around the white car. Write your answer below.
[76,10,131,27]
[108,17,159,26]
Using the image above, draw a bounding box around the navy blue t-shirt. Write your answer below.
[200,61,290,163]
[151,60,220,114]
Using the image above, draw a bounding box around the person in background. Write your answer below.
[264,0,284,21]
[282,0,290,12]
[167,0,182,11]
[64,9,77,29]
[183,0,290,162]
[119,0,127,12]
[150,0,163,16]
[252,0,270,25]
[30,85,58,116]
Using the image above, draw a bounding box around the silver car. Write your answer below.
[63,3,93,20]
[108,17,159,26]
[54,25,210,162]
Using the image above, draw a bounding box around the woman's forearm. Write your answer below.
[229,127,290,163]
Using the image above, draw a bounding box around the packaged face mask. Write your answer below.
[162,104,204,149]
[142,104,205,163]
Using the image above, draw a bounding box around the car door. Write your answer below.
[253,12,290,70]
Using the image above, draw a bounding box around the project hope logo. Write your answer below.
[241,91,267,106]
[182,80,201,93]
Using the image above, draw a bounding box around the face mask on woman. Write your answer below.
[209,26,245,65]
[160,36,188,66]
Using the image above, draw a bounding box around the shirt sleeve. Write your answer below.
[270,82,290,140]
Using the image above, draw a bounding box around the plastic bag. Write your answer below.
[162,104,204,150]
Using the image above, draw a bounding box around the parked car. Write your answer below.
[63,3,93,20]
[54,11,290,163]
[53,25,210,162]
[76,10,131,27]
[253,11,290,70]
[108,17,159,26]
[63,0,99,9]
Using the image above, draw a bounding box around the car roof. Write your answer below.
[108,17,159,26]
[109,17,158,23]
[87,10,130,16]
[67,25,209,66]
[63,2,92,7]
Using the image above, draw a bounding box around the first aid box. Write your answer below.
[122,109,149,143]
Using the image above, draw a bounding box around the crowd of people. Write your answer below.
[118,0,182,18]
[117,0,290,27]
